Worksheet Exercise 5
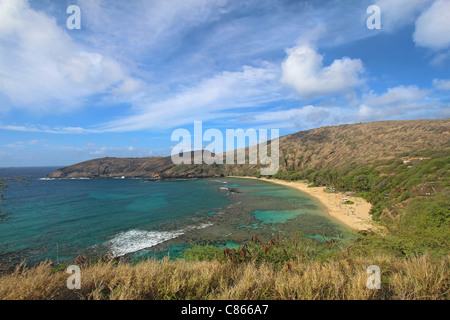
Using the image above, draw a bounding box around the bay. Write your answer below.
[0,167,347,265]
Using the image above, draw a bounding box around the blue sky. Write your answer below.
[0,0,449,167]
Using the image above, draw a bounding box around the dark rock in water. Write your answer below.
[0,247,47,269]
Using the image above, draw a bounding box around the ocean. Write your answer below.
[0,167,348,265]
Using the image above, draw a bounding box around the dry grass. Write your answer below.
[0,254,448,300]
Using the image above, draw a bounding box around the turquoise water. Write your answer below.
[0,168,347,265]
[253,210,304,224]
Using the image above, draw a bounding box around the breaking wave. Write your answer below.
[107,223,213,257]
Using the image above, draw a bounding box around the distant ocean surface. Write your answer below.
[0,167,348,265]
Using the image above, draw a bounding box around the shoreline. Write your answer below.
[232,176,374,231]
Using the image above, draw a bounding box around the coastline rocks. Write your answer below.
[47,154,226,180]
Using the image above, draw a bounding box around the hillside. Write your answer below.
[282,119,448,167]
[47,151,222,179]
[48,119,449,179]
[222,119,449,176]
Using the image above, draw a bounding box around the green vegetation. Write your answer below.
[264,150,450,259]
[269,150,449,217]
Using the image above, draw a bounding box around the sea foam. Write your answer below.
[107,230,184,257]
[107,223,213,257]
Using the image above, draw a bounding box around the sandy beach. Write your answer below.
[233,176,374,231]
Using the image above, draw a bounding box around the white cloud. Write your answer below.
[357,105,378,121]
[0,63,281,133]
[356,102,443,122]
[98,64,281,132]
[430,51,450,66]
[44,143,154,158]
[280,45,365,100]
[413,0,450,50]
[242,81,444,128]
[362,85,429,107]
[76,0,230,63]
[242,105,331,130]
[0,123,100,134]
[3,139,47,149]
[111,77,144,96]
[0,0,447,140]
[375,0,431,32]
[0,0,139,112]
[357,85,441,122]
[433,79,450,91]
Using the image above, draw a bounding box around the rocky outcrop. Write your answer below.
[47,151,225,179]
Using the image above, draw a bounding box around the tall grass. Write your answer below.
[1,244,448,300]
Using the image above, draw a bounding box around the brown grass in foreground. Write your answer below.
[0,254,448,300]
